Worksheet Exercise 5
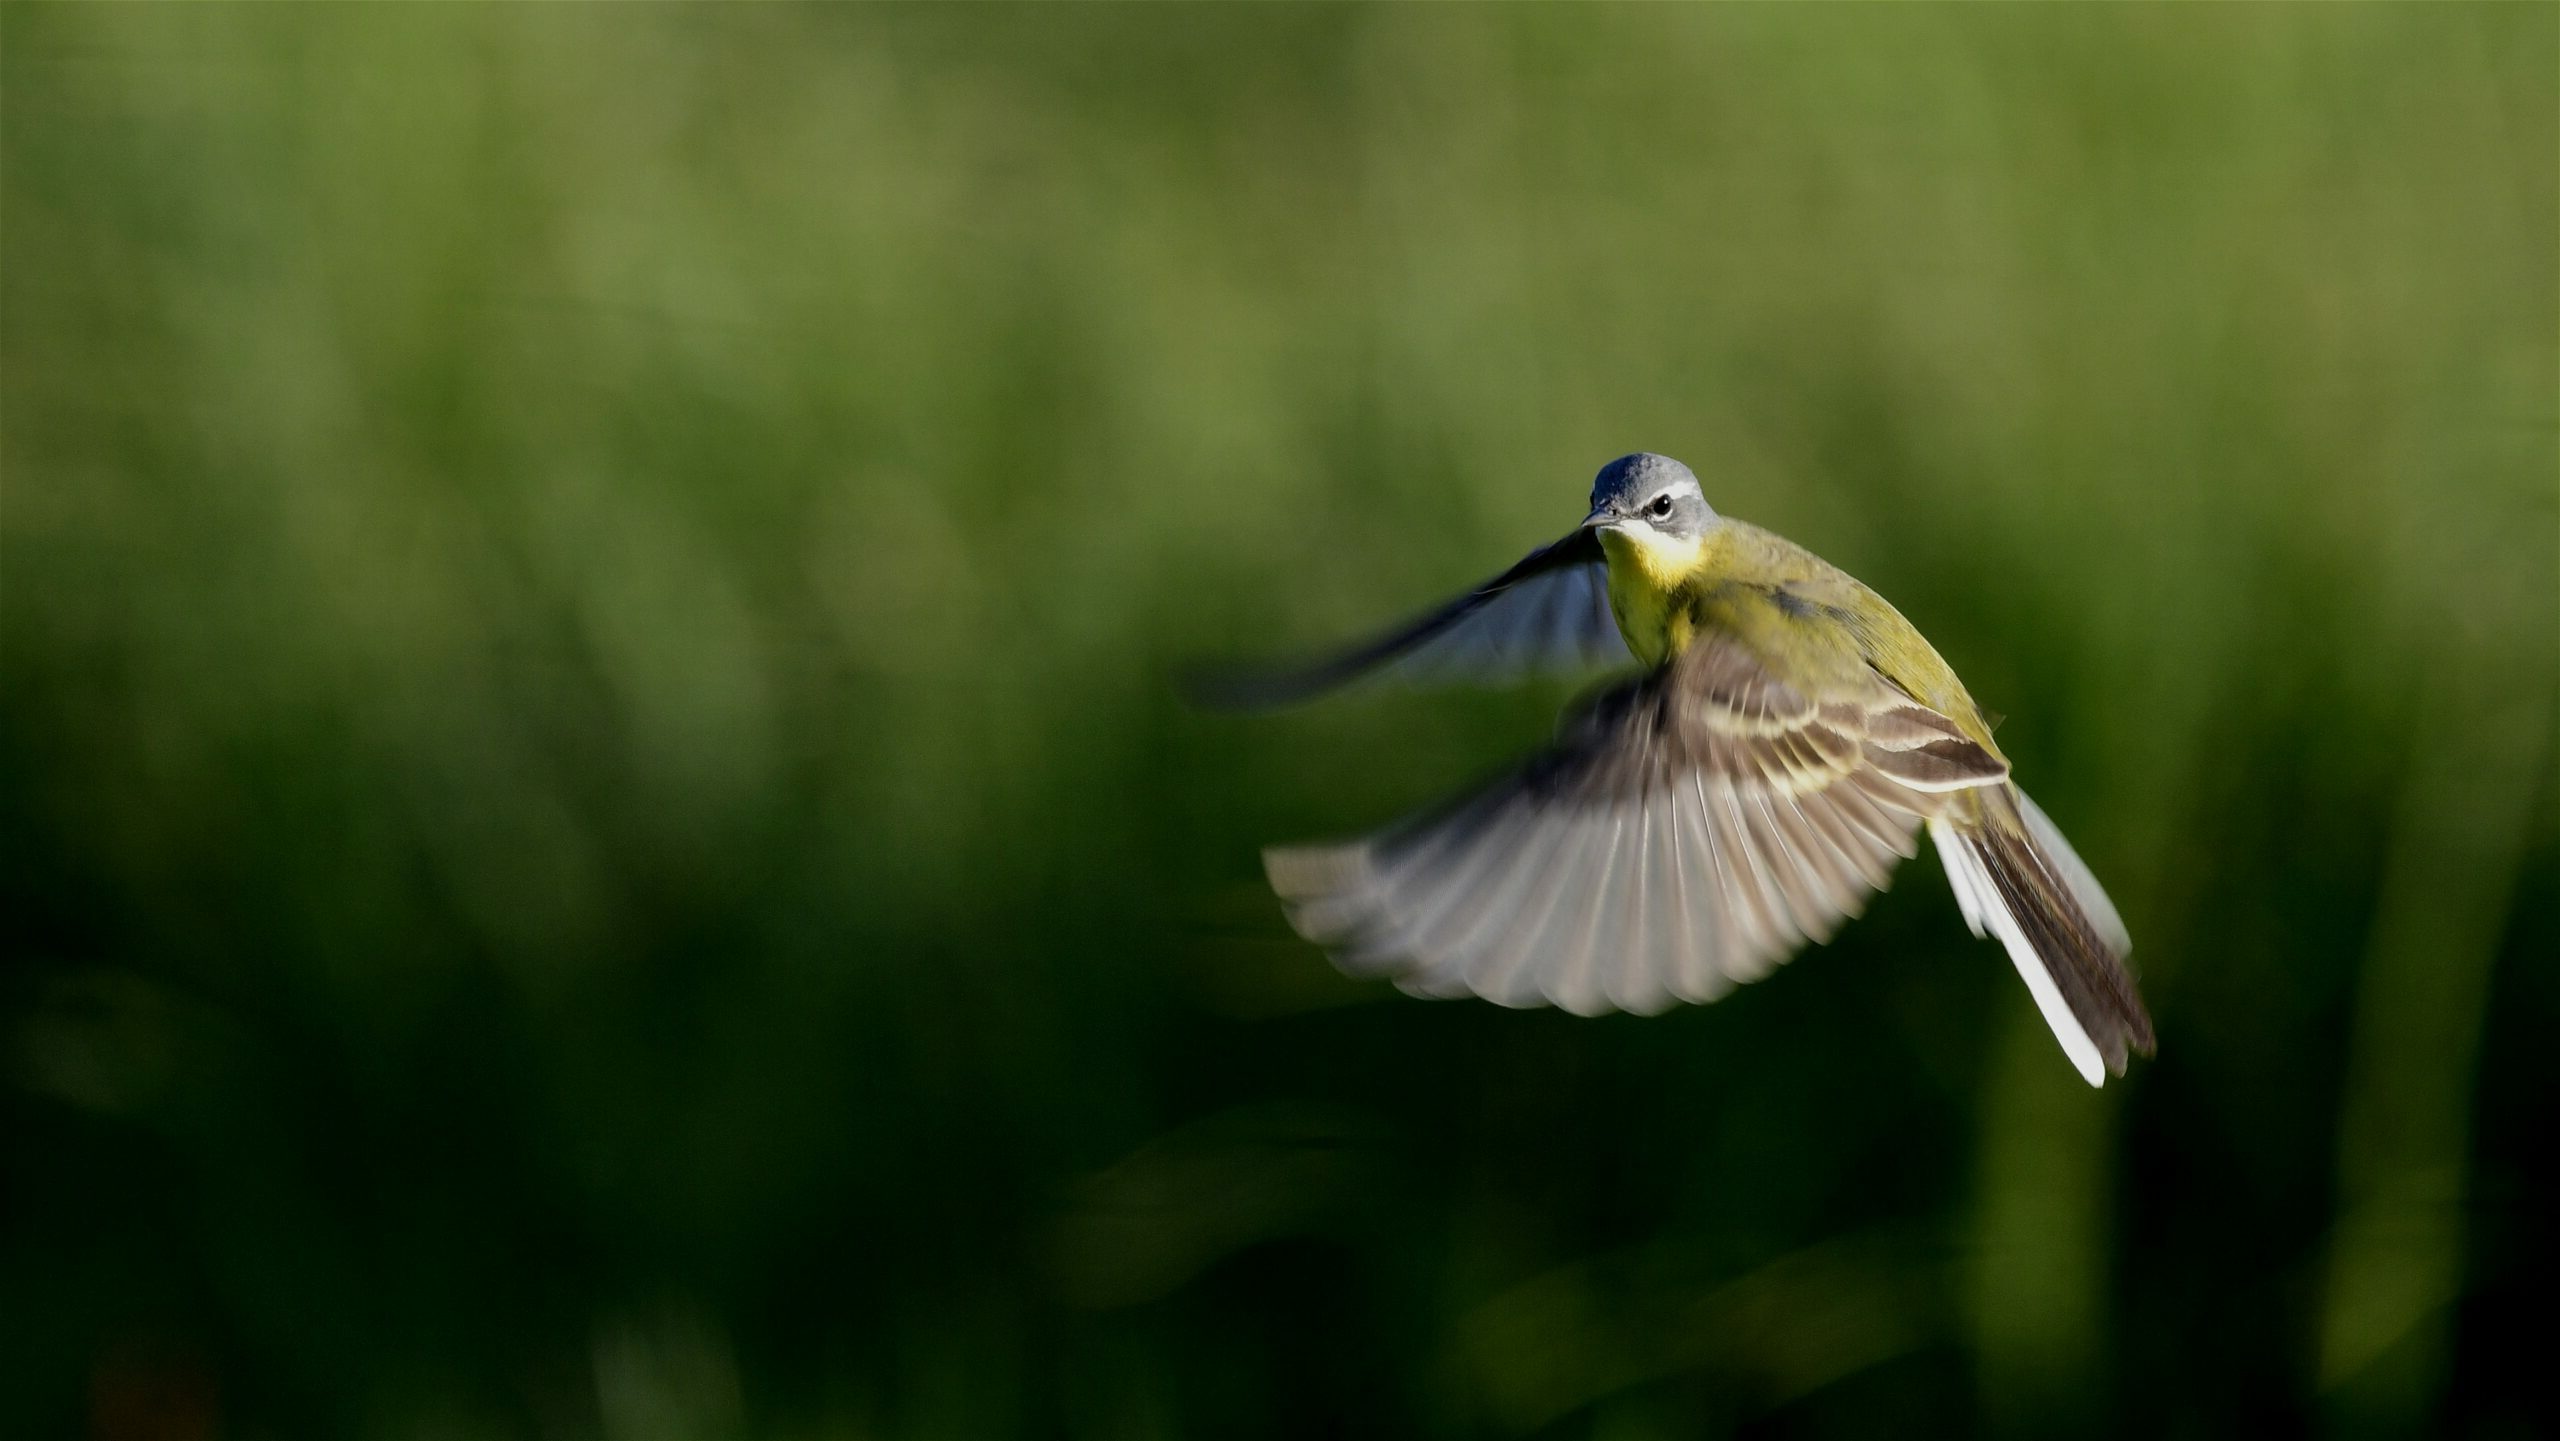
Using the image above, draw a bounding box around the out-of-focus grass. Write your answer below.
[3,5,2553,1438]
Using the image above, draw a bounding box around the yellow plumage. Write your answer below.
[1596,526,1701,666]
[1605,519,2005,760]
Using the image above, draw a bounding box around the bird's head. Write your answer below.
[1583,453,1713,539]
[1582,453,1716,582]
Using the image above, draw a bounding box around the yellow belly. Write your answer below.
[1599,528,1700,666]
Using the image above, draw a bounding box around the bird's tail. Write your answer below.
[1929,787,2155,1086]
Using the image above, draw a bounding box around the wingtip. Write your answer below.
[1263,842,1360,899]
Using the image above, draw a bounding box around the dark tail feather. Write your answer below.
[1967,814,2156,1077]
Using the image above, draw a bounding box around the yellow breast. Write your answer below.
[1598,527,1703,666]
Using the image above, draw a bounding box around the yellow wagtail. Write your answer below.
[1205,453,2154,1085]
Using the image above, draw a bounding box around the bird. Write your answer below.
[1200,452,2154,1086]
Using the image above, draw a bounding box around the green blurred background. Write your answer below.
[5,5,2555,1438]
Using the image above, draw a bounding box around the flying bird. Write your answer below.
[1202,453,2154,1085]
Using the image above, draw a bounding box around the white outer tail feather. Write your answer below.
[1930,813,2108,1087]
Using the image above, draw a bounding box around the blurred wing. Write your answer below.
[1188,530,1627,710]
[1266,632,2010,1015]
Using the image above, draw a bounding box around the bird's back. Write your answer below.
[1677,521,2004,759]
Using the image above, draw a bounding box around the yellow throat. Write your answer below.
[1597,526,1704,666]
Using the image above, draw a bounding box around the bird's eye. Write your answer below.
[1647,494,1675,519]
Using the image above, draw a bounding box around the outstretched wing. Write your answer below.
[1265,631,2009,1016]
[1188,530,1627,710]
